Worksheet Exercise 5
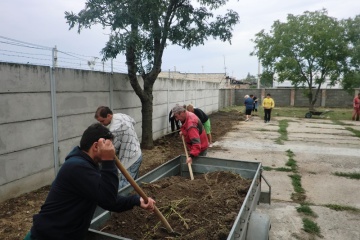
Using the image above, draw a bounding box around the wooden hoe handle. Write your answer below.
[181,135,194,180]
[114,156,174,233]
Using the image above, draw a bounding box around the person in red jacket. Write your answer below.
[352,93,360,121]
[171,104,209,164]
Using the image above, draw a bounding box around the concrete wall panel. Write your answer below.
[325,89,352,107]
[57,92,110,116]
[0,63,50,93]
[153,78,170,91]
[0,93,51,124]
[56,68,110,92]
[0,168,54,202]
[112,75,139,91]
[57,113,95,141]
[58,137,80,165]
[113,91,142,109]
[0,144,53,185]
[0,119,53,155]
[153,91,168,105]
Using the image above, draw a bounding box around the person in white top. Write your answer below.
[95,106,142,189]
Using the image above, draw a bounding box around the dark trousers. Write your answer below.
[264,109,272,121]
[170,117,180,132]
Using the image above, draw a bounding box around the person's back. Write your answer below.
[244,97,254,110]
[186,104,212,146]
[193,108,209,123]
[94,106,143,189]
[181,111,209,155]
[109,113,141,169]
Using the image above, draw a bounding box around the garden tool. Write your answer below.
[181,135,194,180]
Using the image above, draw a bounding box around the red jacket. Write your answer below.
[181,111,209,157]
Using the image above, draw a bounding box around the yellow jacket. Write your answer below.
[262,97,275,109]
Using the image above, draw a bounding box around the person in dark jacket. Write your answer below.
[169,109,181,134]
[250,94,258,113]
[186,104,213,147]
[24,123,155,240]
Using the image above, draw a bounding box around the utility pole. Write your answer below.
[52,45,58,68]
[223,55,227,76]
[257,59,261,89]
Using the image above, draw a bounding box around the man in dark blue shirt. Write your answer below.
[25,123,155,240]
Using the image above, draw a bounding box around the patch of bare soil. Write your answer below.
[0,110,244,240]
[101,172,252,239]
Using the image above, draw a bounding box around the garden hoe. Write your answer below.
[181,135,194,180]
[114,155,180,236]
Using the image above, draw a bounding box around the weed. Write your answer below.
[285,149,297,170]
[302,218,321,236]
[276,120,289,144]
[323,204,360,212]
[289,174,304,193]
[262,166,292,172]
[296,204,317,217]
[345,127,360,138]
[333,171,360,180]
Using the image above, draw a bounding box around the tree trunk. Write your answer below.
[141,93,154,149]
[307,88,315,111]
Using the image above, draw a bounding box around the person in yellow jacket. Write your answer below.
[262,93,275,123]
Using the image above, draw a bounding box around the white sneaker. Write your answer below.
[209,143,213,148]
[245,119,249,122]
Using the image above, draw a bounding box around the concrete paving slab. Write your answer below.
[257,202,305,240]
[210,116,360,240]
[287,138,359,149]
[261,171,294,202]
[282,142,360,157]
[296,153,360,173]
[302,173,360,208]
[208,148,288,168]
[311,206,360,240]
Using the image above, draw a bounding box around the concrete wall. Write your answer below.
[218,89,236,109]
[234,88,353,108]
[0,62,219,202]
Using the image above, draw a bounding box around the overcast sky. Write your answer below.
[1,0,359,79]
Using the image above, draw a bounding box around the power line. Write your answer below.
[0,35,130,73]
[0,36,52,50]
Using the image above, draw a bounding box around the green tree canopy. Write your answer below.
[251,9,352,110]
[342,15,360,91]
[65,0,239,148]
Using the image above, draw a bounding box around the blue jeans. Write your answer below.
[119,154,143,189]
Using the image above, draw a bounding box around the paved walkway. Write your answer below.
[208,116,360,240]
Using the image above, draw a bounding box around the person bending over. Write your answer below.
[25,123,155,240]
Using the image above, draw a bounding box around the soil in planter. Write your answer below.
[99,171,252,240]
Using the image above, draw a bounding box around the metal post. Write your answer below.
[52,45,58,67]
[109,59,114,110]
[51,46,59,176]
